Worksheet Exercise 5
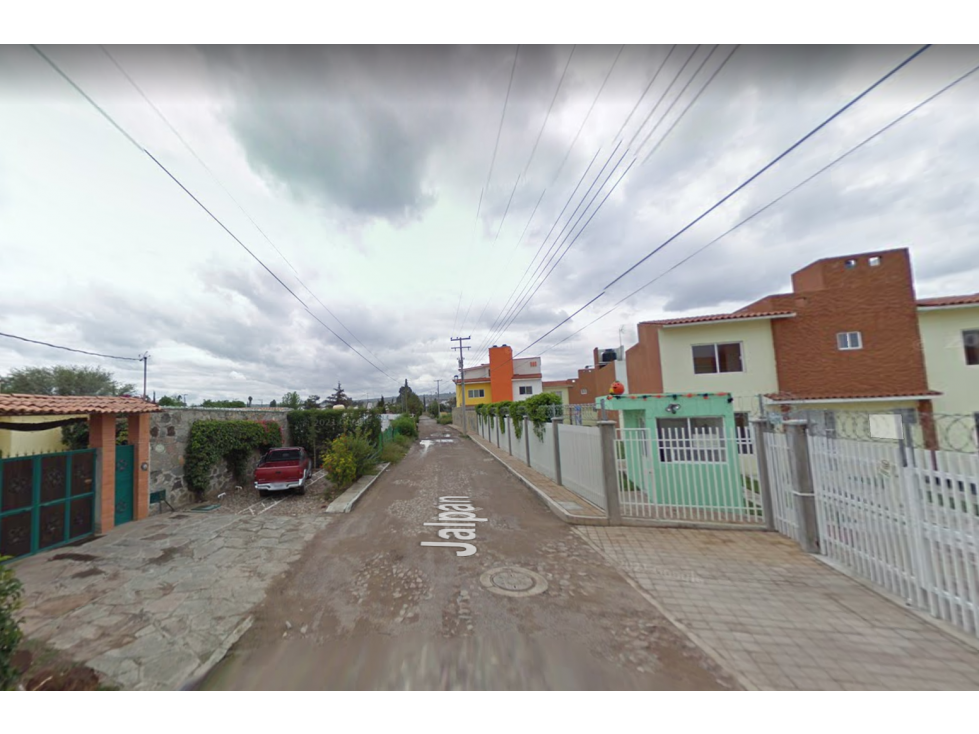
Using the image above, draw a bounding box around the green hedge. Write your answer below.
[286,409,381,456]
[184,420,282,494]
[391,414,417,439]
[475,393,562,441]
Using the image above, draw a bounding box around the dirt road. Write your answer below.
[198,417,735,690]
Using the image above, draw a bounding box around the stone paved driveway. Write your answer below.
[11,511,329,690]
[575,527,979,690]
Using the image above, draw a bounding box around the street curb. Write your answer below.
[324,462,391,514]
[181,614,254,690]
[571,529,761,692]
[453,424,608,527]
[814,555,979,655]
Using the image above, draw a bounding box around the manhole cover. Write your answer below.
[479,566,548,598]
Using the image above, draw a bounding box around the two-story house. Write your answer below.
[625,248,977,437]
[453,344,543,406]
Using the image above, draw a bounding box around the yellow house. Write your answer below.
[542,379,573,405]
[0,414,82,457]
[917,295,979,418]
[454,363,492,406]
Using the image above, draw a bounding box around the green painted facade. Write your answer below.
[599,393,750,511]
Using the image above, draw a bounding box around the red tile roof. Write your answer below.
[647,310,796,326]
[0,394,162,416]
[512,373,542,379]
[765,390,942,403]
[917,293,979,308]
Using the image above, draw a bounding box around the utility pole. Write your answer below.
[140,352,150,400]
[435,379,442,416]
[451,336,471,435]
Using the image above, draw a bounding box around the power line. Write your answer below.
[99,46,391,373]
[30,45,400,389]
[538,54,979,354]
[640,45,740,165]
[0,331,142,362]
[478,45,726,360]
[604,43,932,290]
[495,44,932,362]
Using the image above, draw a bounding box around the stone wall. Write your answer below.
[148,408,291,508]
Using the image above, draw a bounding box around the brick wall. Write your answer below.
[148,408,290,508]
[625,323,664,394]
[772,248,929,397]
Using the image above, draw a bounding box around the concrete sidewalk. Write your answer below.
[575,526,979,690]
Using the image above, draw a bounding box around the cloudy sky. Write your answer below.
[1,43,977,404]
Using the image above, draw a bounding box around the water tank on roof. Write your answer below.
[601,348,618,363]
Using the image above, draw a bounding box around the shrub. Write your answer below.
[287,409,380,458]
[524,392,563,440]
[391,415,417,439]
[0,559,24,691]
[437,414,452,425]
[184,420,282,494]
[322,431,376,490]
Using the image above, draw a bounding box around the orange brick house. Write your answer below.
[624,248,963,432]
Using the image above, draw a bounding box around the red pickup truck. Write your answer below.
[254,447,313,497]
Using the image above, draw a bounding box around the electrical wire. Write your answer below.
[100,46,391,373]
[31,44,401,389]
[494,44,933,372]
[604,43,932,290]
[0,331,142,362]
[537,54,979,356]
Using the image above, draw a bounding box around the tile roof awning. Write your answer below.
[649,311,796,327]
[765,390,942,405]
[917,293,979,309]
[0,394,162,416]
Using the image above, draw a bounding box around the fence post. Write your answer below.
[507,415,512,455]
[524,416,531,468]
[495,415,500,448]
[599,420,622,524]
[752,418,776,532]
[552,417,563,486]
[785,421,820,553]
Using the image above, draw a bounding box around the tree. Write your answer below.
[158,395,186,407]
[281,391,301,410]
[303,395,321,410]
[377,396,386,412]
[0,365,135,397]
[427,400,440,419]
[247,396,253,407]
[398,380,423,418]
[269,399,278,408]
[324,382,353,408]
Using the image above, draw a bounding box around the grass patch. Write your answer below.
[380,435,413,464]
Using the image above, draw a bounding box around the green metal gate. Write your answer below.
[0,448,98,560]
[114,444,135,527]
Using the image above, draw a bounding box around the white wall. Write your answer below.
[918,306,979,417]
[659,319,781,411]
[511,378,543,402]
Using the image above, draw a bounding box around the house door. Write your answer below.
[114,444,135,527]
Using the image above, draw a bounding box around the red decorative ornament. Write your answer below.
[609,381,625,396]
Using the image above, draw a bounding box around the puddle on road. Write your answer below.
[420,438,455,452]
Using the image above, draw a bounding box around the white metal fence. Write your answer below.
[763,429,803,543]
[616,426,764,525]
[809,434,979,637]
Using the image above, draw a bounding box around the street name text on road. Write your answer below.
[420,495,484,556]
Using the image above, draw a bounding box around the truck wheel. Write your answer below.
[295,484,306,496]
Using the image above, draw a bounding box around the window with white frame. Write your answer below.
[467,388,485,399]
[837,332,862,350]
[692,342,743,374]
[580,388,588,394]
[656,416,726,463]
[518,385,534,395]
[964,330,979,366]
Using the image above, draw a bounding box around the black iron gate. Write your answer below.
[0,448,98,560]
